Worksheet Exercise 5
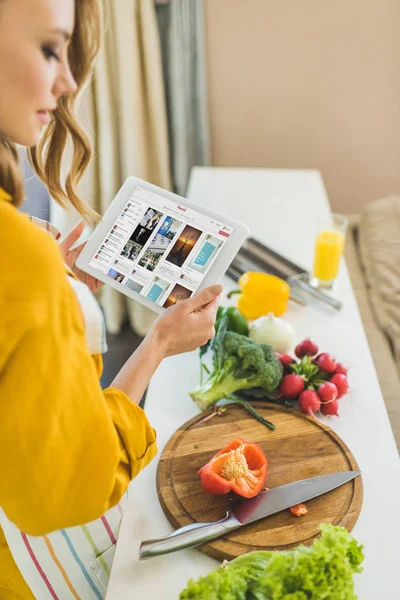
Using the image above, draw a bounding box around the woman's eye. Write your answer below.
[42,46,60,62]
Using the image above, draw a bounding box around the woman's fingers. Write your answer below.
[58,221,85,257]
[59,236,104,293]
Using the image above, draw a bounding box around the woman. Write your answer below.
[0,0,221,598]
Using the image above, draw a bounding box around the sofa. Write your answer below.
[345,196,400,451]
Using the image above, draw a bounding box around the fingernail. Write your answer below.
[211,284,223,294]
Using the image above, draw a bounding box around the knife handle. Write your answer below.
[293,279,342,311]
[138,511,240,560]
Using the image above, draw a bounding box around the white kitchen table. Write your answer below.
[106,168,400,599]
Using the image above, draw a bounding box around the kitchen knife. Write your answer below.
[139,470,360,560]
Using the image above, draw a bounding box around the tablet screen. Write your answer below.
[89,186,234,307]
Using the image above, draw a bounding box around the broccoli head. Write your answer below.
[190,331,283,411]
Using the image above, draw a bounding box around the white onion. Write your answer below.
[249,313,294,353]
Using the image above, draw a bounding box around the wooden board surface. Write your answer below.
[156,402,363,562]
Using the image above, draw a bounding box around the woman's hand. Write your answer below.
[58,221,103,293]
[110,284,223,404]
[150,284,223,358]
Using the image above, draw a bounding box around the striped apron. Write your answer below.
[0,219,127,599]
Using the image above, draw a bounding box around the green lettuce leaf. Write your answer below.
[179,524,364,600]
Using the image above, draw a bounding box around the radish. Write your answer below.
[300,338,319,356]
[298,389,321,416]
[278,353,295,369]
[295,338,319,358]
[279,374,305,398]
[294,344,303,359]
[320,399,339,416]
[331,374,349,398]
[334,362,348,376]
[318,382,338,403]
[316,353,337,374]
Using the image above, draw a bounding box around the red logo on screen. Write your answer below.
[177,205,187,212]
[218,230,229,237]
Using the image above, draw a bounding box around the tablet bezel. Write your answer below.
[76,176,249,314]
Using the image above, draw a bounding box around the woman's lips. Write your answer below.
[37,110,51,125]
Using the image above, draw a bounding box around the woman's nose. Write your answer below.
[53,61,78,99]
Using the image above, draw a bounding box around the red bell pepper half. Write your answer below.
[197,437,268,499]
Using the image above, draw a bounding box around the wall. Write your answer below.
[204,0,400,213]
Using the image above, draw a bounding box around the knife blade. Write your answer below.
[139,470,360,560]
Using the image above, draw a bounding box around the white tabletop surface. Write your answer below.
[106,167,400,599]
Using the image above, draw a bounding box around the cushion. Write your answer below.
[358,195,400,371]
[347,219,400,450]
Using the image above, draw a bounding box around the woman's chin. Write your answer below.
[17,121,47,148]
[6,131,41,149]
[27,127,44,148]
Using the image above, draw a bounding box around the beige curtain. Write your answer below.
[51,0,172,335]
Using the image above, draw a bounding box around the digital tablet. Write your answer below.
[76,176,249,314]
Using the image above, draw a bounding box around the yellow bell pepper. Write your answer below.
[228,272,290,320]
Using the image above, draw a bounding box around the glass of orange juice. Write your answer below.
[312,214,348,289]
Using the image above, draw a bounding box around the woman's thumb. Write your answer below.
[188,284,223,311]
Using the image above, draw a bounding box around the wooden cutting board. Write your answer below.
[156,402,363,562]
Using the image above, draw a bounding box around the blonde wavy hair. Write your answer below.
[0,0,102,225]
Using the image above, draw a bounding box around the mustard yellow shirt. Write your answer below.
[0,191,157,598]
